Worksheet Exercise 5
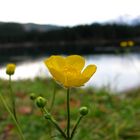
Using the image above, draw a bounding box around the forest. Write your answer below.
[0,22,140,54]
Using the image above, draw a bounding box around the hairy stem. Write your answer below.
[67,88,70,139]
[0,94,25,140]
[70,115,83,139]
[42,107,67,139]
[9,75,17,121]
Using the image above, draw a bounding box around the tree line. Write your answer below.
[0,22,140,44]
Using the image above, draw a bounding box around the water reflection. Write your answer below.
[86,54,140,91]
[0,54,140,92]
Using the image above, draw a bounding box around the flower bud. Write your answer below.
[30,93,36,100]
[79,106,89,116]
[6,63,16,75]
[44,113,51,119]
[35,96,47,108]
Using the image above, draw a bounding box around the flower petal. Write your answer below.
[49,68,65,84]
[65,76,89,87]
[66,55,85,71]
[44,55,66,70]
[82,64,97,82]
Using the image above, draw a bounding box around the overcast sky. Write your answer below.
[0,0,140,26]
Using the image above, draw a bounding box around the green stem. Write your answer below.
[67,88,70,139]
[50,117,67,139]
[0,94,25,140]
[70,115,83,139]
[9,75,17,121]
[42,108,67,139]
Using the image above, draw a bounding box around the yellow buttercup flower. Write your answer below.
[127,40,134,47]
[44,55,97,88]
[120,40,134,47]
[6,63,16,75]
[120,41,127,47]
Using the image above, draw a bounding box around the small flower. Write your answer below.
[79,106,89,116]
[6,63,16,75]
[35,96,47,108]
[120,41,127,47]
[120,40,134,47]
[44,55,97,88]
[127,40,134,47]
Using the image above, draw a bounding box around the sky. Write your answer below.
[0,0,140,26]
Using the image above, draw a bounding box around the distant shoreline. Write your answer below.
[0,41,140,57]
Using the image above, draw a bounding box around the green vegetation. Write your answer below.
[0,78,140,140]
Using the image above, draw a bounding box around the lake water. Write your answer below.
[0,54,140,92]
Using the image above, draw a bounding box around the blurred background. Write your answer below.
[0,1,140,139]
[0,0,140,91]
